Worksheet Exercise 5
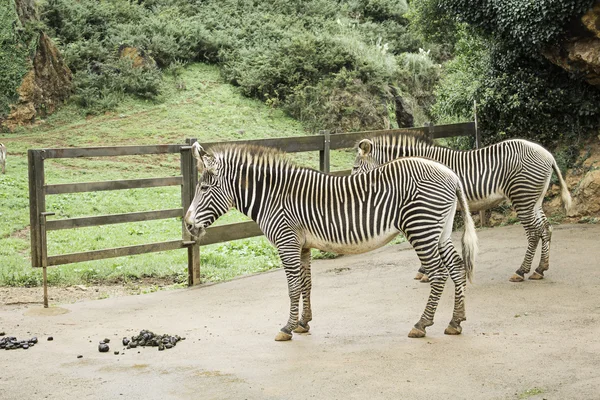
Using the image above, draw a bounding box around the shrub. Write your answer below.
[36,0,432,128]
[0,1,38,118]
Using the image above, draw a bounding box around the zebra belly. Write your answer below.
[304,229,400,255]
[466,191,505,212]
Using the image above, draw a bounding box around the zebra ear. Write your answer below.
[191,143,210,172]
[358,139,373,156]
[191,142,207,161]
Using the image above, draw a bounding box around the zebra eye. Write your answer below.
[200,184,210,191]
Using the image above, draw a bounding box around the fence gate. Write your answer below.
[28,139,201,307]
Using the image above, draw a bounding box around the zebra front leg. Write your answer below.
[293,248,312,333]
[275,245,303,341]
[439,239,467,335]
[531,217,552,280]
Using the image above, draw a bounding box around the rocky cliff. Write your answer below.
[543,1,600,88]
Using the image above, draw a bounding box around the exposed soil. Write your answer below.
[0,278,181,311]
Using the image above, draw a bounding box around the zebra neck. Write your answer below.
[387,144,455,162]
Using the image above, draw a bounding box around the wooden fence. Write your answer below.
[28,122,477,306]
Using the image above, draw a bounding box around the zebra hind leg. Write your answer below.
[408,265,448,338]
[406,237,448,338]
[414,265,426,281]
[530,215,552,280]
[438,239,467,335]
[509,205,542,282]
[293,248,313,333]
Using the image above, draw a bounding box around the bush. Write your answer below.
[419,0,600,153]
[0,1,38,118]
[35,0,433,128]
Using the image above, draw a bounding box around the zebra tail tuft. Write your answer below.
[457,184,478,283]
[552,160,572,214]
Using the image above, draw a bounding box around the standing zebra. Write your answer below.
[352,132,572,282]
[184,143,478,341]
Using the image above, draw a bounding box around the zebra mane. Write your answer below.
[207,143,300,169]
[359,130,435,148]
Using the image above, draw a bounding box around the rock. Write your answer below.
[569,169,600,217]
[77,355,83,359]
[4,33,72,130]
[118,46,156,69]
[98,343,110,353]
[47,336,53,341]
[542,1,600,87]
[75,285,88,291]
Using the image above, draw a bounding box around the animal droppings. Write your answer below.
[0,335,39,350]
[117,330,184,352]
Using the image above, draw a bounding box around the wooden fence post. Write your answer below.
[474,101,488,227]
[319,130,331,173]
[182,139,201,286]
[28,150,50,306]
[425,122,435,139]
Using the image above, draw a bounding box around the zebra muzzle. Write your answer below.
[185,223,205,240]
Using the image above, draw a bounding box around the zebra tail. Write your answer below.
[551,160,572,214]
[457,184,478,283]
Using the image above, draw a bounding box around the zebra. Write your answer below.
[184,142,478,341]
[352,132,572,283]
[0,143,5,174]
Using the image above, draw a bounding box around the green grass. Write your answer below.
[0,63,356,288]
[517,387,544,399]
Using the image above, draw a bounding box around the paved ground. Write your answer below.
[1,224,600,400]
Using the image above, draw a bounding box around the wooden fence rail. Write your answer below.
[29,122,476,307]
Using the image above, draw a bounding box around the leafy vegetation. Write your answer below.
[412,0,600,153]
[31,0,439,130]
[0,0,38,117]
[0,64,357,287]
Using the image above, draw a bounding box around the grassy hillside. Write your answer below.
[0,63,356,287]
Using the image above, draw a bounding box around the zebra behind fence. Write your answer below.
[184,142,478,341]
[352,132,572,283]
[0,143,5,174]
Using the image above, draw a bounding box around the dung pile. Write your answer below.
[123,329,185,351]
[1,335,38,350]
[97,329,185,353]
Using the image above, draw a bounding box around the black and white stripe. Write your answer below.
[352,132,572,282]
[185,143,478,340]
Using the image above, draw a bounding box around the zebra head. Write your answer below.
[184,143,233,239]
[351,139,380,175]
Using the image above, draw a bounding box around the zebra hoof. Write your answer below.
[408,327,426,338]
[293,322,310,333]
[419,274,430,283]
[274,331,293,341]
[444,324,462,335]
[414,272,424,280]
[529,272,544,280]
[509,273,524,283]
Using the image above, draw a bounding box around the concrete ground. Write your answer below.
[1,224,600,400]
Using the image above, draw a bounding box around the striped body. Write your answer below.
[185,143,478,340]
[353,133,572,281]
